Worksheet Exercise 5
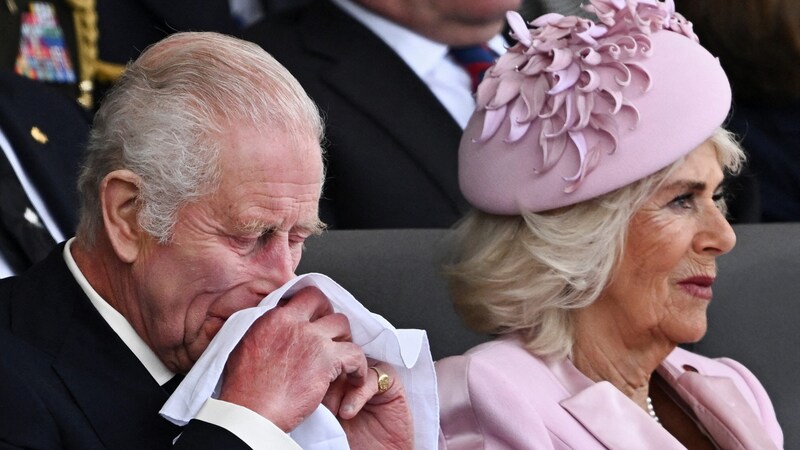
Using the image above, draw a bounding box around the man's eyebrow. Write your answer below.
[294,219,327,236]
[234,217,326,236]
[234,220,274,235]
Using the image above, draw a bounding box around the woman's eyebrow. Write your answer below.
[664,180,707,192]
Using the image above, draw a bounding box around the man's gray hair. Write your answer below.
[445,128,745,359]
[76,32,323,245]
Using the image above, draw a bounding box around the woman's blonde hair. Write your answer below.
[445,128,745,358]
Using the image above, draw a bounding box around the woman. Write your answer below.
[436,1,784,448]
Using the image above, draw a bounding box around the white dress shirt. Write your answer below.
[331,0,506,128]
[62,238,298,449]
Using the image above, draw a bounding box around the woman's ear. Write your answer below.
[100,170,144,263]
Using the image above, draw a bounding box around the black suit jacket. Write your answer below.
[96,0,237,66]
[0,71,89,271]
[0,71,88,234]
[93,0,238,103]
[245,0,470,228]
[0,245,249,448]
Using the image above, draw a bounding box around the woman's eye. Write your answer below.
[669,193,694,209]
[712,192,725,206]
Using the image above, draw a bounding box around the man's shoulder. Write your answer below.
[0,325,67,445]
[0,245,87,353]
[0,244,75,304]
[0,249,189,448]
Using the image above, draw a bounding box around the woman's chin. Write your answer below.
[672,324,708,345]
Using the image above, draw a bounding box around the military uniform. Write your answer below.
[1,0,87,103]
[2,0,238,110]
[0,70,90,274]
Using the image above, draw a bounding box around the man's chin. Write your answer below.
[177,319,228,372]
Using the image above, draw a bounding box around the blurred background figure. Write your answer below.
[680,0,800,222]
[0,70,89,278]
[245,0,520,229]
[520,0,587,18]
[260,0,308,12]
[1,0,87,105]
[0,0,254,272]
[94,0,247,100]
[2,0,254,110]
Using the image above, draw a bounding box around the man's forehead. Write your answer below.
[218,127,321,172]
[219,174,321,223]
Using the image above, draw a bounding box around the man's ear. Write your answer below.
[101,170,145,263]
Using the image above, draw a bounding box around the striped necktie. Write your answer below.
[449,44,498,93]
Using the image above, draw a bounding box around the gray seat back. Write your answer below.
[697,222,800,447]
[297,229,488,360]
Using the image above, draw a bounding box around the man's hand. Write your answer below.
[218,287,367,432]
[323,362,414,450]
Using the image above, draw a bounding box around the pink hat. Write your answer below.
[459,0,731,214]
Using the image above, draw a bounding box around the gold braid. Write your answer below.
[66,0,124,108]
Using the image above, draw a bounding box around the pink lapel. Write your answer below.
[658,365,780,450]
[548,357,685,449]
[560,381,686,449]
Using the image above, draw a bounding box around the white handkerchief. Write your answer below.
[160,273,438,449]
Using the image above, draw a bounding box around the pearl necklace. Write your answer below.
[647,396,661,423]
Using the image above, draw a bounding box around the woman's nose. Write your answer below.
[695,204,737,256]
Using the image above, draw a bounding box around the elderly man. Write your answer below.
[0,32,412,449]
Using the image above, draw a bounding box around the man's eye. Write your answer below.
[232,236,254,247]
[289,234,307,248]
[230,235,261,251]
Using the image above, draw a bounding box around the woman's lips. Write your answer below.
[678,276,715,300]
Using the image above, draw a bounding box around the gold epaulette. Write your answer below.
[66,0,125,109]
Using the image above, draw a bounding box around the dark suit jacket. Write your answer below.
[727,101,800,222]
[96,0,237,67]
[0,71,88,234]
[0,71,89,271]
[0,245,249,449]
[93,0,238,103]
[245,0,471,228]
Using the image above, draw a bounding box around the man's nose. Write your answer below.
[260,235,296,286]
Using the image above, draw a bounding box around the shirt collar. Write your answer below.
[331,0,508,76]
[331,0,449,77]
[63,238,175,385]
[486,34,509,56]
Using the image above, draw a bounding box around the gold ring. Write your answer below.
[369,366,391,394]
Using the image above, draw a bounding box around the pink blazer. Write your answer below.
[437,335,783,449]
